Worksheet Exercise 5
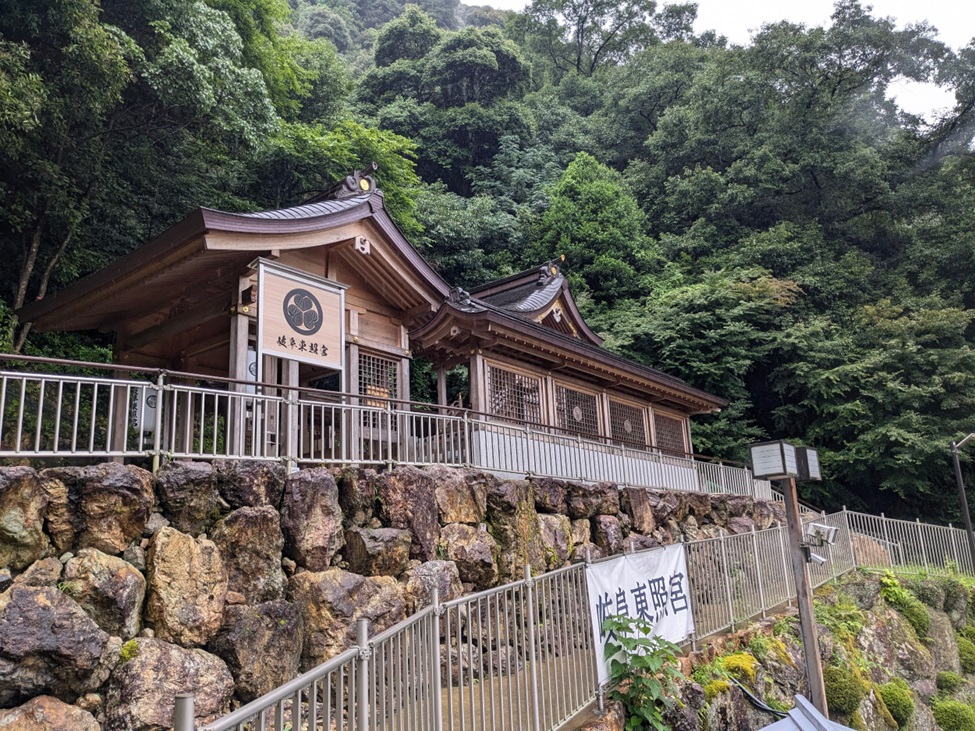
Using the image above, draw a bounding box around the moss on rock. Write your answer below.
[933,699,975,731]
[824,663,869,716]
[877,678,913,728]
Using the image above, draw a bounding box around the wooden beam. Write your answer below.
[127,296,230,350]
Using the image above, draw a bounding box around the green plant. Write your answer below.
[824,664,868,716]
[937,671,962,693]
[720,652,758,684]
[877,678,914,728]
[119,639,139,664]
[880,571,930,638]
[932,699,975,731]
[603,614,683,731]
[957,636,975,674]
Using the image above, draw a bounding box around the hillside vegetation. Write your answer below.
[2,0,975,519]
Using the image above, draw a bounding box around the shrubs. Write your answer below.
[933,699,975,731]
[877,678,914,728]
[824,664,869,716]
[958,636,975,674]
[937,671,962,693]
[880,571,931,638]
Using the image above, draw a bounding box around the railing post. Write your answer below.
[356,618,370,731]
[950,523,962,573]
[385,400,394,470]
[173,694,195,731]
[718,529,736,631]
[750,525,767,618]
[843,507,858,570]
[524,564,542,731]
[777,523,793,609]
[881,513,894,568]
[431,587,444,731]
[463,410,472,468]
[151,372,165,473]
[917,518,929,573]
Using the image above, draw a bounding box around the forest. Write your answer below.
[1,0,974,521]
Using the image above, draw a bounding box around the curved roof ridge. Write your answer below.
[217,192,374,220]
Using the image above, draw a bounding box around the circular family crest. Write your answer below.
[283,288,323,336]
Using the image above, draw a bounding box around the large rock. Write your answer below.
[280,468,344,570]
[532,478,569,514]
[155,461,226,535]
[335,467,377,528]
[566,482,620,519]
[211,506,285,602]
[485,479,546,581]
[103,639,233,731]
[592,515,624,556]
[538,513,573,569]
[146,527,227,647]
[647,491,685,524]
[208,600,303,703]
[376,466,440,561]
[39,463,154,555]
[440,523,499,590]
[344,527,412,577]
[428,465,490,525]
[215,460,286,510]
[290,569,407,668]
[63,548,146,639]
[403,560,464,612]
[0,695,100,730]
[12,557,62,587]
[0,585,120,706]
[0,467,49,570]
[620,486,656,534]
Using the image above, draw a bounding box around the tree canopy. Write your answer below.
[3,0,975,523]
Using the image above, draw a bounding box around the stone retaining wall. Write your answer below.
[0,461,785,730]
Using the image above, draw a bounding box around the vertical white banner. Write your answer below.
[586,544,694,685]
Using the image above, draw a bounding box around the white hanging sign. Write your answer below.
[586,544,695,685]
[256,259,347,373]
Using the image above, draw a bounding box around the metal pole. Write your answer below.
[781,477,829,718]
[356,618,370,731]
[151,372,165,473]
[523,565,542,731]
[431,588,444,731]
[951,442,975,569]
[173,694,195,731]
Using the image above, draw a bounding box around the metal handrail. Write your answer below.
[174,507,975,731]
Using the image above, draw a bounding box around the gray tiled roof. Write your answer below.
[236,193,372,219]
[478,276,564,312]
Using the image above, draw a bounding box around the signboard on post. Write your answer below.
[586,544,694,685]
[256,259,347,380]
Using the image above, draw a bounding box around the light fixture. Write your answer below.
[749,440,799,479]
[806,523,838,546]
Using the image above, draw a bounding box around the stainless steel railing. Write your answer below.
[0,359,770,498]
[176,509,975,731]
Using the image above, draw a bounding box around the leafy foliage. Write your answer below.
[602,614,683,731]
[880,571,931,638]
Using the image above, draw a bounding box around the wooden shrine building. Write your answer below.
[17,169,726,462]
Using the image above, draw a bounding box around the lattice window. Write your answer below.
[555,385,600,436]
[610,400,647,446]
[359,352,398,405]
[486,365,542,424]
[653,412,687,456]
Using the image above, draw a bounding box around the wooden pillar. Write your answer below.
[469,352,485,416]
[783,477,829,716]
[282,358,299,471]
[109,370,130,462]
[228,275,250,456]
[347,341,360,463]
[437,367,447,413]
